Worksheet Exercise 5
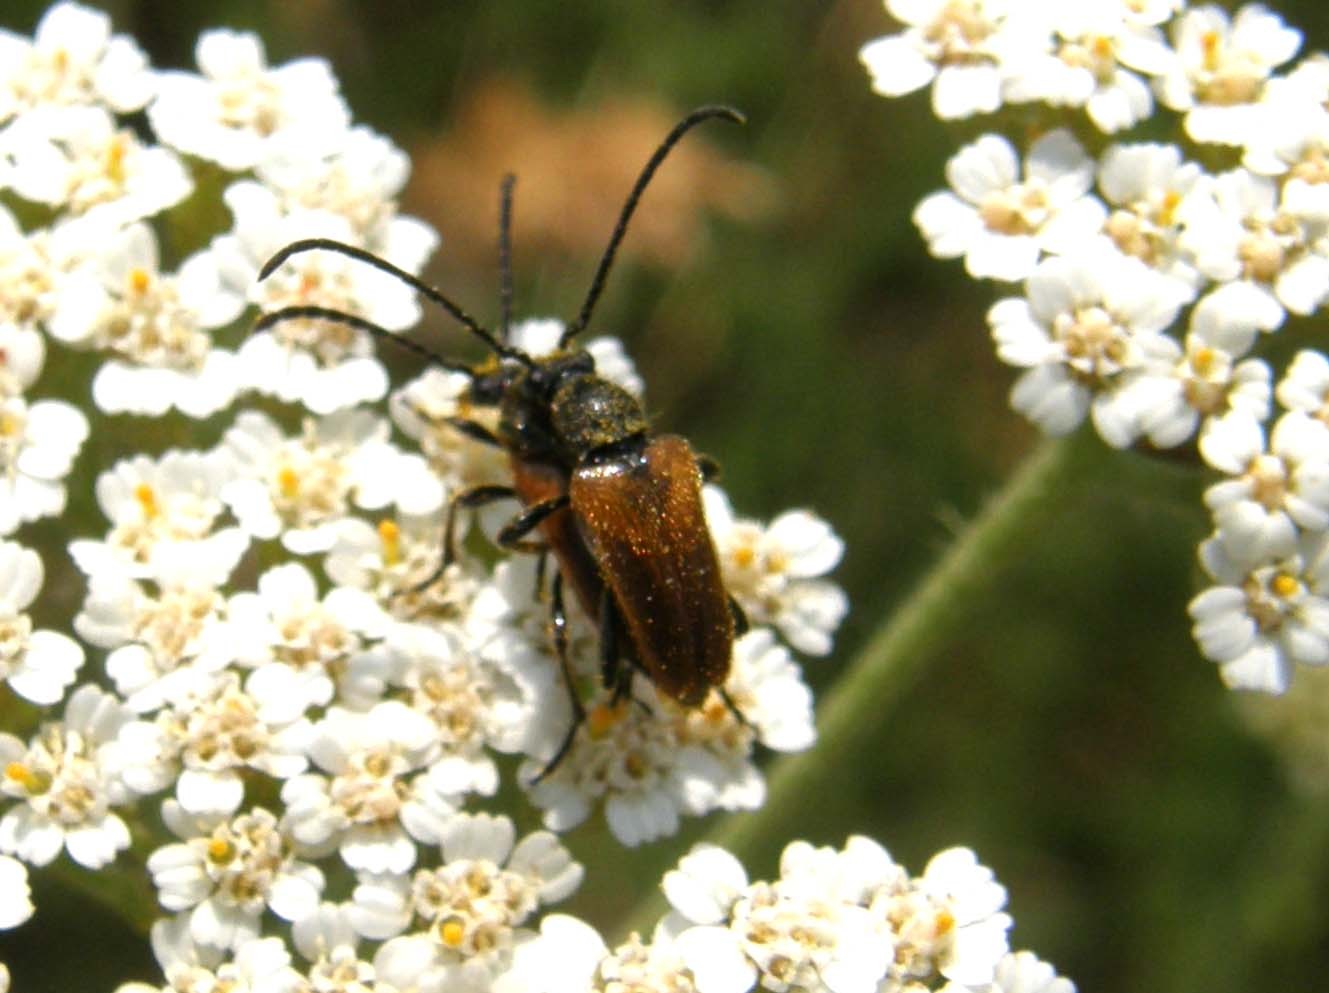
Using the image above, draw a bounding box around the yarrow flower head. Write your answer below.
[74,546,240,713]
[5,105,192,226]
[219,408,440,554]
[148,28,350,171]
[0,685,143,869]
[147,801,324,951]
[988,249,1186,445]
[116,916,305,993]
[704,489,848,656]
[1189,525,1329,693]
[0,2,153,122]
[1003,2,1175,134]
[116,669,314,815]
[647,838,1058,993]
[1095,141,1206,290]
[0,5,863,989]
[1156,3,1302,146]
[1123,287,1273,448]
[48,221,246,417]
[279,700,457,874]
[863,0,1329,696]
[346,814,583,988]
[913,130,1106,283]
[0,391,88,535]
[518,625,816,847]
[858,1,1051,121]
[0,540,83,705]
[215,181,431,415]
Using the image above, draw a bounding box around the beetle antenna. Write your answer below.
[499,174,516,341]
[253,304,478,376]
[561,104,745,347]
[259,237,534,367]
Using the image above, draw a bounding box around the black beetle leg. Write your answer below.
[446,415,503,447]
[397,484,517,599]
[597,587,632,702]
[445,485,519,565]
[534,548,549,602]
[529,570,587,784]
[729,595,749,636]
[497,494,570,554]
[719,686,754,730]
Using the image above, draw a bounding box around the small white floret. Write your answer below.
[0,3,154,119]
[149,28,350,171]
[915,130,1106,283]
[0,541,83,704]
[859,1,1051,120]
[0,855,33,930]
[0,396,89,535]
[7,105,191,226]
[0,685,138,869]
[1157,4,1302,146]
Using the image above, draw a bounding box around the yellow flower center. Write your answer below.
[378,519,402,566]
[105,135,128,185]
[5,762,49,794]
[277,465,301,498]
[439,918,466,948]
[135,483,160,519]
[1271,572,1301,598]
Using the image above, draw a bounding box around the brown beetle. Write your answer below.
[255,106,748,775]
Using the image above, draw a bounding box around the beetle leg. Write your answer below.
[728,595,749,636]
[401,395,501,449]
[599,590,638,706]
[597,592,654,714]
[549,571,578,707]
[534,548,549,601]
[403,488,566,602]
[719,686,754,731]
[444,485,519,566]
[529,570,586,784]
[446,416,503,447]
[497,494,570,550]
[393,485,517,602]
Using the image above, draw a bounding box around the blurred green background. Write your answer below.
[4,1,1329,991]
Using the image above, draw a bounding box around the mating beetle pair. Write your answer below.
[255,106,748,776]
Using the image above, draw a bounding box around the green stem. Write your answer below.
[626,433,1092,934]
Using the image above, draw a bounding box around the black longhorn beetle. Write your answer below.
[254,105,750,778]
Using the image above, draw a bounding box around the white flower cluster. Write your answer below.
[499,838,1072,993]
[861,0,1329,695]
[0,3,852,990]
[118,836,1074,993]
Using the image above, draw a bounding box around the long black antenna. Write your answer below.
[560,104,746,347]
[253,304,479,375]
[498,174,516,341]
[258,237,533,366]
